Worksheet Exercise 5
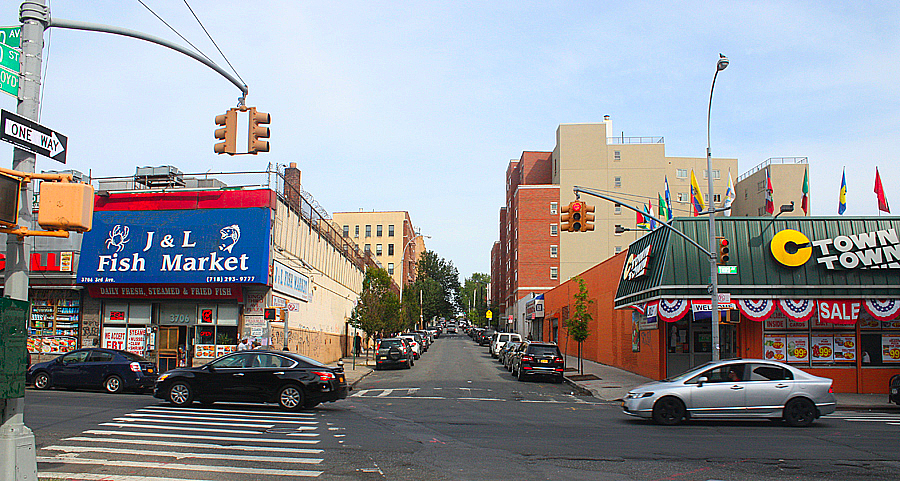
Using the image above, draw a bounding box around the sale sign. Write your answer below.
[817,300,862,324]
[102,327,127,350]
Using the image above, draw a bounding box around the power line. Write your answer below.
[183,0,246,87]
[136,0,216,66]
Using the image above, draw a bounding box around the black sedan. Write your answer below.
[27,348,158,393]
[154,350,349,411]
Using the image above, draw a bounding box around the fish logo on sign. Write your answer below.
[219,224,241,253]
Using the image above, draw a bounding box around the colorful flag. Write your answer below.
[875,167,890,213]
[765,168,775,215]
[724,170,736,216]
[838,169,847,215]
[801,169,809,215]
[646,203,656,230]
[636,210,649,230]
[658,193,669,222]
[690,170,706,216]
[664,176,673,221]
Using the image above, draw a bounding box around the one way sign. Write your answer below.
[1,109,67,164]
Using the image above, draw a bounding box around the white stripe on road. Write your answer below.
[141,406,316,418]
[459,397,505,401]
[36,457,322,477]
[98,423,316,435]
[113,417,276,428]
[406,388,419,395]
[126,412,318,425]
[82,430,320,444]
[42,445,323,464]
[376,389,394,397]
[38,473,214,481]
[62,436,323,454]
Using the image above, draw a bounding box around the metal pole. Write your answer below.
[707,55,728,362]
[1,3,46,480]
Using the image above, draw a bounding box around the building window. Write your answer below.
[614,176,622,188]
[615,246,623,254]
[758,180,766,192]
[388,244,394,256]
[354,225,360,238]
[388,225,395,237]
[614,203,622,215]
[376,244,383,256]
[342,225,349,237]
[365,225,372,237]
[376,225,383,237]
[714,194,722,203]
[678,192,688,202]
[550,202,558,215]
[364,244,371,253]
[550,224,558,236]
[703,169,721,180]
[614,150,621,161]
[615,225,623,236]
[550,267,558,280]
[676,169,688,179]
[550,245,558,258]
[388,263,394,275]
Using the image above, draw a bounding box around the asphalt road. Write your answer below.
[23,332,900,480]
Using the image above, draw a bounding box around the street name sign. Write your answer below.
[718,265,737,275]
[0,27,20,98]
[0,26,21,48]
[0,110,67,164]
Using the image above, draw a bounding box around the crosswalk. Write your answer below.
[350,386,593,404]
[37,404,341,480]
[828,411,900,427]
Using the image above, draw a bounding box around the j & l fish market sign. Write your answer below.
[77,208,270,284]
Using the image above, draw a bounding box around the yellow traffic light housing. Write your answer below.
[580,203,595,232]
[560,201,574,232]
[37,181,94,232]
[570,201,584,231]
[0,172,21,226]
[248,107,271,154]
[214,108,237,155]
[717,236,730,264]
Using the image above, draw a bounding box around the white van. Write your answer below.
[490,332,522,358]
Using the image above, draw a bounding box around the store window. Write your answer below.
[101,303,151,356]
[762,310,860,366]
[194,304,239,359]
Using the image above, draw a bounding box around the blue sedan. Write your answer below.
[27,348,158,394]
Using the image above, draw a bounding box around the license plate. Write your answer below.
[338,375,345,383]
[892,388,898,395]
[148,369,154,373]
[540,359,549,364]
[378,356,387,360]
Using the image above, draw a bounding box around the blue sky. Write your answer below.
[3,1,898,281]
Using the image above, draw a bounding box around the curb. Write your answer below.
[563,376,596,398]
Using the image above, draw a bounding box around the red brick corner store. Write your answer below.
[541,217,900,394]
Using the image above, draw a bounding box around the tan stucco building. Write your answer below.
[732,158,810,217]
[331,211,425,290]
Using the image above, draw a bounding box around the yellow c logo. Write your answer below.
[771,229,812,267]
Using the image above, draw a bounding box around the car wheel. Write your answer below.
[104,375,123,394]
[516,367,526,382]
[168,381,194,407]
[652,396,686,425]
[278,384,305,411]
[405,358,412,369]
[783,398,816,427]
[33,372,50,390]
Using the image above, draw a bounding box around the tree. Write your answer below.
[349,267,400,349]
[461,273,490,327]
[415,250,461,321]
[567,276,592,374]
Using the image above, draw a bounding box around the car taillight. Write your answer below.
[312,371,335,381]
[554,357,563,363]
[376,343,381,350]
[130,362,142,373]
[521,356,533,362]
[829,386,834,393]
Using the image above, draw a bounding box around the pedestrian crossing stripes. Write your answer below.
[38,404,342,480]
[350,387,591,404]
[828,411,900,427]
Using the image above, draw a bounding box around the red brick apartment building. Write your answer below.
[491,152,559,335]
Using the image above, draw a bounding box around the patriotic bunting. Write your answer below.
[737,299,776,322]
[778,299,816,322]
[657,299,690,322]
[864,299,900,321]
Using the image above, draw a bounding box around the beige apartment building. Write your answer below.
[552,119,738,280]
[732,157,810,217]
[331,211,425,290]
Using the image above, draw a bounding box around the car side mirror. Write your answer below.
[205,365,215,372]
[697,376,708,386]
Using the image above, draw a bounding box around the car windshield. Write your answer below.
[528,345,561,356]
[664,361,717,382]
[380,339,403,348]
[119,351,150,362]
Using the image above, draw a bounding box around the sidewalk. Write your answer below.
[331,355,374,389]
[562,354,900,412]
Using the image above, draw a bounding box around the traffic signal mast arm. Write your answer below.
[571,185,713,259]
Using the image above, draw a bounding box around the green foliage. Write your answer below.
[349,267,400,338]
[567,276,592,343]
[461,273,490,326]
[415,250,461,320]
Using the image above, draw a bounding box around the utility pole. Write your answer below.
[1,2,46,480]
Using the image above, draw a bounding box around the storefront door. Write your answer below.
[158,326,181,372]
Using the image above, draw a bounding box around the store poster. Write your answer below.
[102,327,127,350]
[764,335,786,362]
[786,335,809,363]
[833,335,857,362]
[216,345,237,357]
[194,345,216,358]
[27,337,76,354]
[765,311,808,330]
[810,336,834,362]
[882,334,900,363]
[126,328,147,357]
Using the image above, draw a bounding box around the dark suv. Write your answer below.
[890,374,900,405]
[375,338,414,370]
[478,329,496,346]
[511,342,564,382]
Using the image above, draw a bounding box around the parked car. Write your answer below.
[478,329,497,346]
[447,325,457,333]
[375,338,414,370]
[499,340,522,367]
[398,334,422,359]
[889,373,900,405]
[511,342,564,382]
[491,332,522,358]
[154,350,348,411]
[622,359,837,427]
[27,348,157,394]
[506,341,529,372]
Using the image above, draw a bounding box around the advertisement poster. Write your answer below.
[764,335,786,362]
[882,334,900,363]
[27,336,76,354]
[786,335,809,363]
[810,335,834,362]
[833,335,857,362]
[764,317,786,330]
[102,327,127,350]
[126,328,147,356]
[194,344,216,358]
[216,345,237,357]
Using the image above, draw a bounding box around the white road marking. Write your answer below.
[82,430,320,444]
[97,423,292,434]
[42,445,323,464]
[376,389,394,397]
[36,456,322,477]
[141,406,315,418]
[37,473,215,481]
[112,417,276,428]
[61,436,323,454]
[125,412,318,424]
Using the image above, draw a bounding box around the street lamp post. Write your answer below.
[707,54,728,361]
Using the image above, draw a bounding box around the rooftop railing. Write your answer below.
[736,157,808,183]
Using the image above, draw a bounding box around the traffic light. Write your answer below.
[717,236,730,264]
[580,203,595,232]
[570,201,583,231]
[214,108,237,155]
[560,201,574,232]
[248,107,271,154]
[264,308,277,320]
[0,172,21,226]
[37,181,94,232]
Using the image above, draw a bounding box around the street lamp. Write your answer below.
[707,53,728,361]
[398,228,430,322]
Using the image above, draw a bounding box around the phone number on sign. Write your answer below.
[205,276,256,282]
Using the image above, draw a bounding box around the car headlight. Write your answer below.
[157,373,170,382]
[625,392,654,399]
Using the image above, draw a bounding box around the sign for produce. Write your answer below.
[833,335,857,362]
[763,335,786,362]
[786,335,809,363]
[810,336,834,362]
[882,334,900,363]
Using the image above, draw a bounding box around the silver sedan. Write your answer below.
[622,359,837,427]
